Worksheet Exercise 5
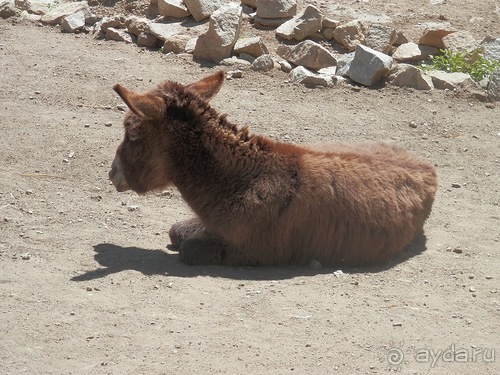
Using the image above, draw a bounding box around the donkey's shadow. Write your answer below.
[71,234,428,282]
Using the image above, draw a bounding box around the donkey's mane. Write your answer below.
[158,80,281,156]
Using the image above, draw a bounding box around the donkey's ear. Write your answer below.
[113,84,165,120]
[184,70,225,101]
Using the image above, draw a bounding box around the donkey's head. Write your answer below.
[109,71,225,194]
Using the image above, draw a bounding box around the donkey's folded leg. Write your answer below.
[168,217,207,250]
[179,237,227,265]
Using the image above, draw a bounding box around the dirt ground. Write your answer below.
[1,0,499,373]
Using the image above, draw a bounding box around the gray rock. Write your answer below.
[184,0,224,22]
[347,44,393,86]
[40,1,90,25]
[250,54,274,71]
[387,64,434,90]
[256,0,296,19]
[276,40,336,71]
[417,21,457,49]
[364,23,397,54]
[427,70,474,90]
[105,27,136,44]
[158,0,191,18]
[322,27,334,40]
[233,36,268,57]
[147,21,186,42]
[487,67,500,101]
[333,20,366,52]
[442,31,478,53]
[61,10,86,33]
[290,66,333,88]
[275,4,322,41]
[480,36,500,62]
[392,42,439,62]
[193,3,242,63]
[335,52,355,77]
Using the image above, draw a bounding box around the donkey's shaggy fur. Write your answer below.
[109,71,438,267]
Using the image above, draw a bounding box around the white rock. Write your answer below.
[40,1,90,25]
[193,3,242,63]
[184,0,224,22]
[158,0,191,18]
[60,10,86,33]
[275,4,322,41]
[233,36,268,57]
[290,66,333,87]
[417,21,457,49]
[392,42,439,62]
[442,31,478,53]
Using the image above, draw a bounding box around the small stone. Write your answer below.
[393,322,403,327]
[84,124,90,128]
[105,121,112,127]
[452,248,463,254]
[469,286,476,293]
[451,182,461,188]
[63,158,70,163]
[21,253,31,260]
[409,121,417,128]
[468,274,474,279]
[485,276,493,280]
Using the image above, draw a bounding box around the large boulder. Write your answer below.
[364,23,397,54]
[480,36,500,62]
[427,70,476,90]
[442,30,479,53]
[193,3,242,63]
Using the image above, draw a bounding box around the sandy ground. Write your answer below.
[1,1,500,373]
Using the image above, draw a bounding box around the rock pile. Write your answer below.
[1,0,499,100]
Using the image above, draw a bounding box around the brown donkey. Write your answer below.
[109,71,438,267]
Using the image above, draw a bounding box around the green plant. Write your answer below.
[420,49,500,82]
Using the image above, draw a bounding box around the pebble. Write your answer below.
[105,121,113,127]
[409,121,417,128]
[452,248,463,254]
[393,322,403,327]
[21,252,31,260]
[469,286,476,293]
[451,182,461,188]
